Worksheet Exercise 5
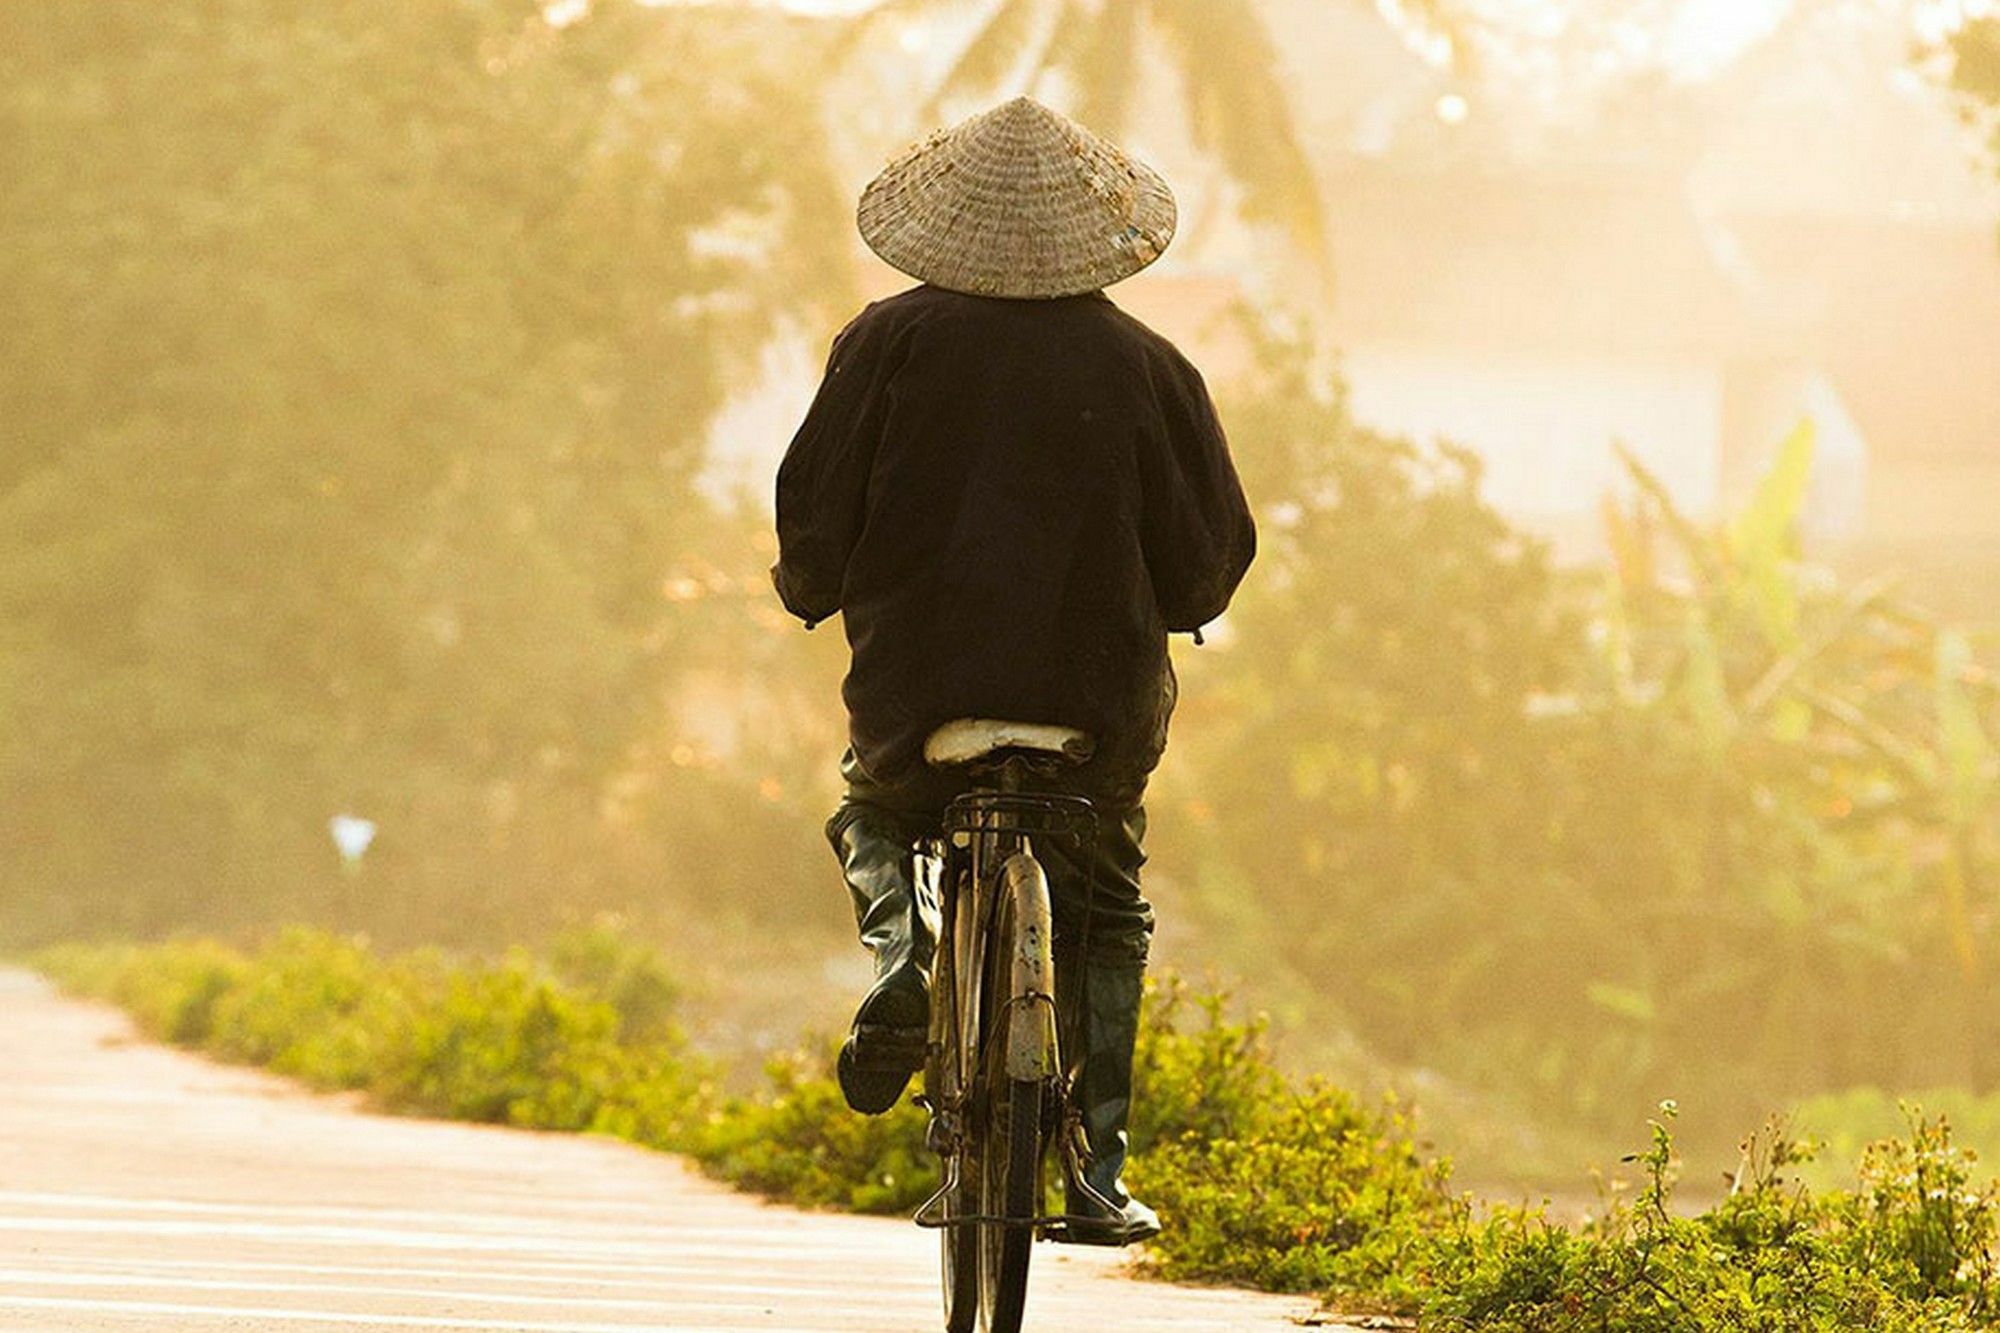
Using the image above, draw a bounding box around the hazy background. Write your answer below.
[5,0,1999,1190]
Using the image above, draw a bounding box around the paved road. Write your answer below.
[0,969,1339,1332]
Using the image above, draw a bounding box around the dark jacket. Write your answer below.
[772,283,1255,784]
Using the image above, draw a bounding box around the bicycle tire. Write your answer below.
[976,880,1041,1333]
[943,1192,979,1333]
[935,867,979,1333]
[978,1074,1040,1332]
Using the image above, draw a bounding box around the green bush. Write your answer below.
[688,1046,936,1213]
[545,920,685,1044]
[1131,978,1286,1148]
[1128,979,1459,1297]
[1140,1087,1455,1296]
[374,958,625,1128]
[39,938,249,1045]
[36,929,716,1139]
[1411,1107,1998,1332]
[204,928,383,1079]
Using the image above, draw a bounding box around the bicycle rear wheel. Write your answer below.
[978,1072,1040,1332]
[935,867,979,1333]
[975,881,1042,1333]
[943,1194,979,1333]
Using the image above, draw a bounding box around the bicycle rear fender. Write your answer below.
[997,851,1059,1082]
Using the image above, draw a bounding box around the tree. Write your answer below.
[1950,15,2000,179]
[1167,325,2000,1141]
[0,0,851,940]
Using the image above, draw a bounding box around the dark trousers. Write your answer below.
[826,749,1154,967]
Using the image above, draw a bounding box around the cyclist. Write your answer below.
[771,96,1254,1247]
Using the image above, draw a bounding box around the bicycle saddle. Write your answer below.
[923,719,1095,769]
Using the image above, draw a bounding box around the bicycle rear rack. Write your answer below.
[943,791,1098,843]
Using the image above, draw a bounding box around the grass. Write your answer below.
[33,929,2000,1330]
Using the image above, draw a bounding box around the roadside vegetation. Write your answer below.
[37,929,2000,1331]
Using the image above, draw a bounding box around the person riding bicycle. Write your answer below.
[772,96,1255,1248]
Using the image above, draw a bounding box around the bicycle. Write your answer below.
[910,718,1125,1333]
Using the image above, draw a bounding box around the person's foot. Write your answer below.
[835,963,928,1114]
[1055,1190,1161,1246]
[1053,958,1157,1243]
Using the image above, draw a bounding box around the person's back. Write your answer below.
[771,96,1254,1247]
[777,282,1249,787]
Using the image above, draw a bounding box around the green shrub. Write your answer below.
[369,955,623,1128]
[40,938,250,1044]
[1130,978,1285,1149]
[37,931,715,1137]
[687,1045,935,1214]
[204,928,381,1080]
[580,1041,718,1153]
[1128,979,1460,1298]
[1411,1107,1999,1331]
[545,919,684,1044]
[1139,1086,1457,1296]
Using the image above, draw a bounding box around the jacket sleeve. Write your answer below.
[771,308,897,625]
[1138,348,1257,632]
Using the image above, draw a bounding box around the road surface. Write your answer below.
[0,968,1344,1332]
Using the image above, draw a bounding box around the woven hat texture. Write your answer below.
[857,96,1176,300]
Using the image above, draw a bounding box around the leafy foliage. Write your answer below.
[37,928,716,1141]
[1414,1107,1998,1331]
[1954,19,2000,124]
[693,1047,937,1213]
[0,0,851,944]
[1129,980,1459,1297]
[1175,337,2000,1145]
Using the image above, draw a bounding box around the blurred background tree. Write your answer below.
[0,0,848,938]
[1952,14,2000,176]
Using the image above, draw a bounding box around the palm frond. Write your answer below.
[920,0,1054,119]
[822,0,974,68]
[1048,0,1144,135]
[1141,0,1328,271]
[1613,442,1722,583]
[1377,0,1482,76]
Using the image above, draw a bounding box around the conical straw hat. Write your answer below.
[857,96,1177,300]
